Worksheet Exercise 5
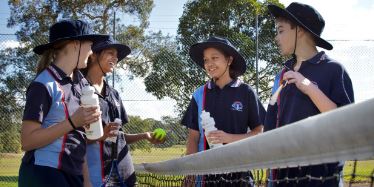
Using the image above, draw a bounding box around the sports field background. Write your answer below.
[1,147,374,186]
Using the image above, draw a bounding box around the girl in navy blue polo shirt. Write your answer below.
[182,36,265,187]
[81,36,163,187]
[18,20,106,187]
[266,2,354,187]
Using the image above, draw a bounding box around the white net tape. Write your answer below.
[135,98,374,176]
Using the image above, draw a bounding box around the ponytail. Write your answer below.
[35,40,72,74]
[36,49,54,74]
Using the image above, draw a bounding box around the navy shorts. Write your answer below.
[18,162,83,187]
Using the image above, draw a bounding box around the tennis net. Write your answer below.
[134,98,374,186]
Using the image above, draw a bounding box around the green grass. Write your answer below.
[343,160,374,182]
[0,154,21,187]
[1,148,373,186]
[131,145,186,164]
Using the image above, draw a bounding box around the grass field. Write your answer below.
[0,146,373,187]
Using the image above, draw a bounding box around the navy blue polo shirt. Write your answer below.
[182,79,265,139]
[94,81,129,125]
[22,64,88,175]
[86,80,135,187]
[278,51,353,128]
[266,51,354,187]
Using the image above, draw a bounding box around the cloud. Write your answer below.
[0,40,20,48]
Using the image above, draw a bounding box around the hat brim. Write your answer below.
[33,34,109,55]
[189,41,247,76]
[92,43,131,62]
[268,4,333,50]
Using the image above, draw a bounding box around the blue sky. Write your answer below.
[1,0,373,120]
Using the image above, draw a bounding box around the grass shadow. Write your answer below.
[0,176,17,182]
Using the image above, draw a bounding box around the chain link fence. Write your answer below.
[0,33,373,185]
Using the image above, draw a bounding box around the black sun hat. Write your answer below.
[33,19,109,55]
[268,2,333,50]
[189,36,247,76]
[91,36,131,62]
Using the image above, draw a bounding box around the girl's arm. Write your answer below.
[207,125,263,144]
[21,106,100,151]
[185,129,200,155]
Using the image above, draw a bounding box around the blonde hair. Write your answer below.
[36,40,72,74]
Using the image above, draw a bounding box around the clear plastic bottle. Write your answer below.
[106,118,122,143]
[200,110,223,149]
[81,86,103,140]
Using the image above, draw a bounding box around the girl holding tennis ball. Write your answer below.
[81,36,164,187]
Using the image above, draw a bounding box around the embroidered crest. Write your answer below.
[231,101,243,111]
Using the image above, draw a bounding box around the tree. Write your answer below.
[0,0,154,153]
[123,116,156,151]
[141,0,285,115]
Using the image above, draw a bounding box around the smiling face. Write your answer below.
[96,47,119,74]
[203,47,232,80]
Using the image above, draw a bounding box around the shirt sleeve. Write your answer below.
[246,85,265,130]
[120,98,129,125]
[113,89,129,125]
[22,82,51,123]
[181,97,199,131]
[265,74,282,131]
[264,104,277,131]
[330,65,354,107]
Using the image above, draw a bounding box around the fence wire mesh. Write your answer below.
[0,33,373,186]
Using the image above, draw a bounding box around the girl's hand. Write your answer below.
[70,106,101,128]
[146,132,165,144]
[283,71,317,95]
[207,130,232,144]
[99,122,120,141]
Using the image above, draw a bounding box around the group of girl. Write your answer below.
[18,2,354,187]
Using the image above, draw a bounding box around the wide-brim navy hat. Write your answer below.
[33,19,109,55]
[92,36,131,62]
[268,2,333,50]
[189,36,247,76]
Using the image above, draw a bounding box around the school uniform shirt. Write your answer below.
[22,64,87,175]
[182,79,265,144]
[181,79,265,186]
[86,80,136,187]
[265,51,354,187]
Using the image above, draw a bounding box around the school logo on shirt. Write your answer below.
[231,101,243,112]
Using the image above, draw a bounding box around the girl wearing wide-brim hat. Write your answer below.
[265,2,354,187]
[81,36,164,187]
[18,19,108,187]
[181,36,265,186]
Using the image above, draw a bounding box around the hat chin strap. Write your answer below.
[75,42,82,70]
[213,62,229,83]
[292,26,298,61]
[97,58,107,77]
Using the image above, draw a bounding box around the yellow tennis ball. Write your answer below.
[153,128,166,141]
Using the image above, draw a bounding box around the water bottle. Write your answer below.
[106,118,122,143]
[81,86,103,140]
[200,110,223,149]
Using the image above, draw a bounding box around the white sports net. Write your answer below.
[135,98,374,186]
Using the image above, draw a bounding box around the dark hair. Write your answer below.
[80,53,97,76]
[212,47,241,79]
[275,16,297,29]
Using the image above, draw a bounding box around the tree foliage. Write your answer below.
[123,116,186,151]
[141,0,285,116]
[0,0,154,153]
